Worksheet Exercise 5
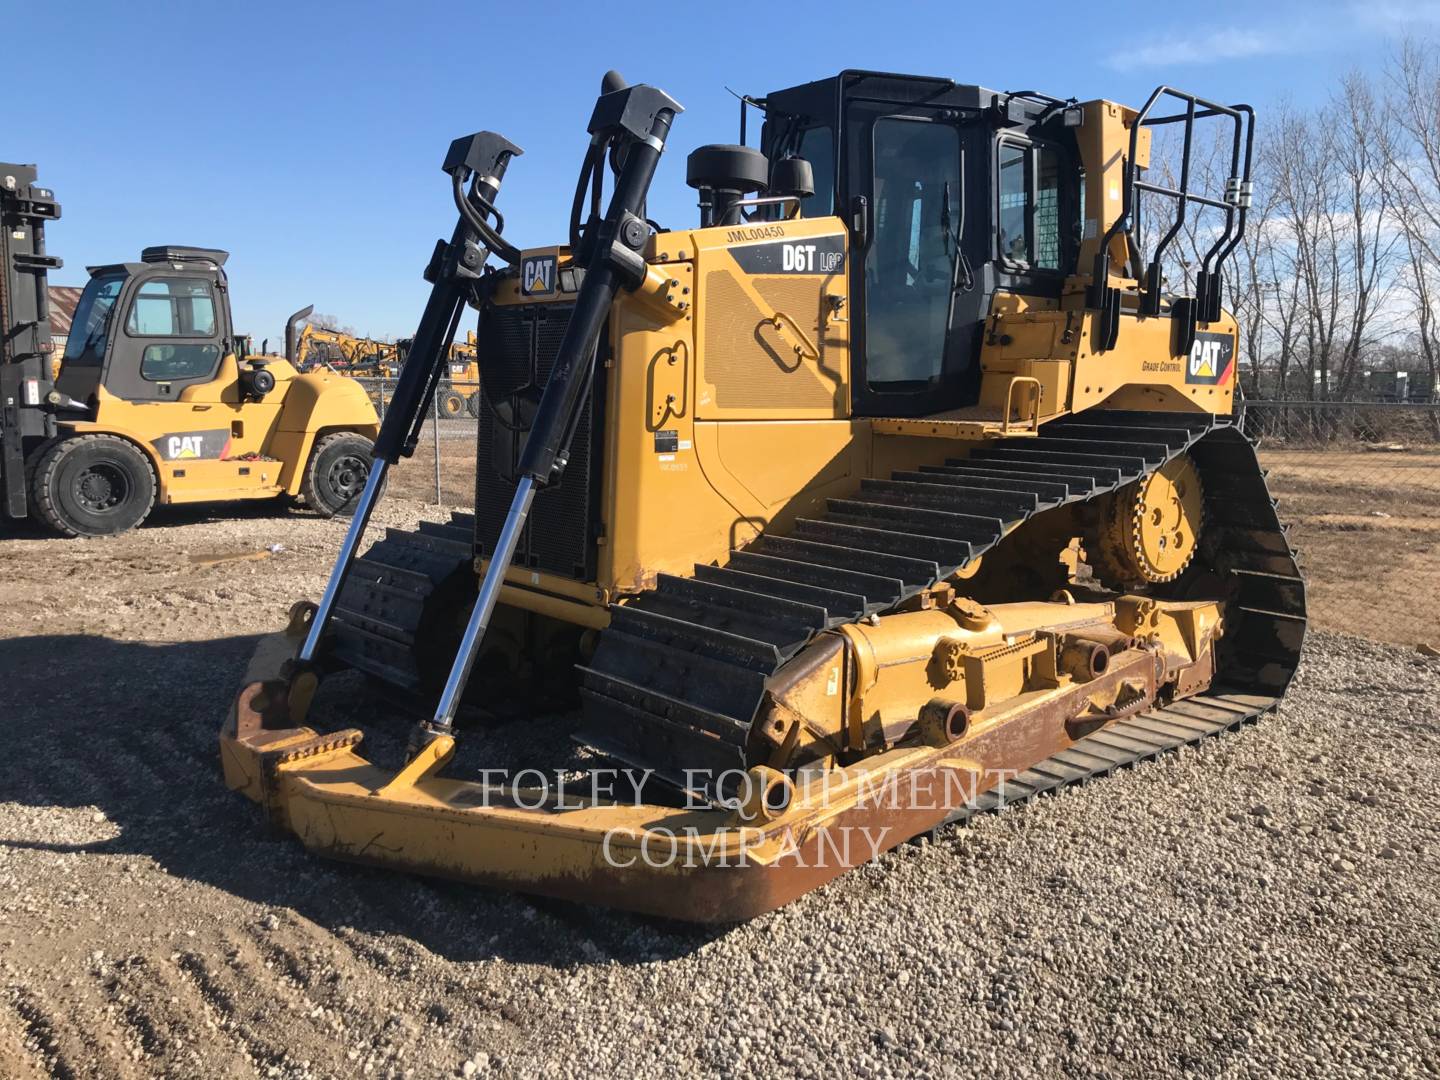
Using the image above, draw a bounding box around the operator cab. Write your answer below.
[757,72,1085,418]
[55,245,235,407]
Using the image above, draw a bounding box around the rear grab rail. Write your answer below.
[1088,86,1254,354]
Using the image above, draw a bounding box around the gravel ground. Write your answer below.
[1,498,1437,1079]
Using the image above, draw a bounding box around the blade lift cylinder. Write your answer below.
[299,132,523,665]
[425,77,683,737]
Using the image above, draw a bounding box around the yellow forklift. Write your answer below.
[1,166,381,537]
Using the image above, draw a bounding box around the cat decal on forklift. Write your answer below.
[152,429,232,461]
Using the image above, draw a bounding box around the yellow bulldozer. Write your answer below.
[0,168,381,537]
[222,71,1305,922]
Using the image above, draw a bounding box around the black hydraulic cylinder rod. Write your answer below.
[372,268,467,463]
[517,91,679,483]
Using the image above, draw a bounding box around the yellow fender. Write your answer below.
[57,414,167,478]
[269,370,380,494]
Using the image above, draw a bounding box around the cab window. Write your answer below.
[1035,146,1062,269]
[996,140,1064,271]
[62,272,126,364]
[126,277,218,337]
[998,143,1028,264]
[140,343,222,381]
[796,126,835,218]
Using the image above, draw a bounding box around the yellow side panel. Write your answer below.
[1069,311,1239,415]
[158,459,286,504]
[978,295,1240,421]
[604,419,862,594]
[691,219,850,421]
[697,418,859,529]
[600,217,859,594]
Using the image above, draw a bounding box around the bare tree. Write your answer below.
[1266,76,1399,401]
[1331,72,1399,398]
[1228,139,1281,398]
[1382,38,1440,412]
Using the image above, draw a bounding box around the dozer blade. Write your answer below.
[220,594,1270,923]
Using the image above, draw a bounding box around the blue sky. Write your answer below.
[7,0,1432,346]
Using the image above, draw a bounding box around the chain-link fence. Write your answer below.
[356,377,1440,650]
[354,376,479,507]
[1242,401,1440,648]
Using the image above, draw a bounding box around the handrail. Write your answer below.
[1088,85,1255,347]
[768,310,821,362]
[1001,376,1042,434]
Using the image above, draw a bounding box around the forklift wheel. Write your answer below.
[465,392,481,418]
[439,390,467,418]
[31,434,157,538]
[302,432,377,517]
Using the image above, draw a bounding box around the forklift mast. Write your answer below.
[0,162,62,520]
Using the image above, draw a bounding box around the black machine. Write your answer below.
[0,163,61,521]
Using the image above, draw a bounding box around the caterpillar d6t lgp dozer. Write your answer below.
[222,71,1305,922]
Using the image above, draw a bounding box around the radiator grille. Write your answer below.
[472,302,602,581]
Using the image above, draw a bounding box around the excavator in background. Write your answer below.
[0,163,381,537]
[290,319,401,377]
[222,70,1305,922]
[290,320,481,417]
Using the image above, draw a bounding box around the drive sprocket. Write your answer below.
[1091,453,1203,587]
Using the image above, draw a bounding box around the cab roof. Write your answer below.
[140,245,228,266]
[86,246,230,277]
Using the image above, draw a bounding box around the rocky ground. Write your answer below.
[1,497,1437,1078]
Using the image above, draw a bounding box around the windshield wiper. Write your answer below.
[942,181,974,292]
[942,180,974,342]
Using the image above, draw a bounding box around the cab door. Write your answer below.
[844,103,986,418]
[103,271,227,403]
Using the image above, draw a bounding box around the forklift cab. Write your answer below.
[760,72,1086,419]
[55,245,236,407]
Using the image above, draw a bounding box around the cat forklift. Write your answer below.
[0,162,381,537]
[222,71,1305,921]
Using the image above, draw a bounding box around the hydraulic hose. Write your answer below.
[569,141,605,255]
[452,172,520,266]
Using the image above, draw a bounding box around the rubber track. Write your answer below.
[578,411,1307,790]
